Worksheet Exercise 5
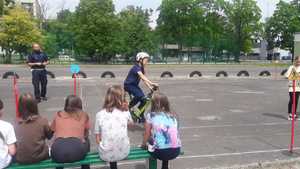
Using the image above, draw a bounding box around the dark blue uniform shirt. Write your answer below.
[27,52,48,69]
[124,64,142,86]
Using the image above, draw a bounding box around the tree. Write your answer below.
[118,6,157,60]
[0,6,42,63]
[157,0,207,60]
[224,0,262,61]
[0,0,3,16]
[157,0,204,46]
[265,0,300,55]
[72,0,119,63]
[43,9,74,58]
[157,0,233,61]
[0,0,14,16]
[196,0,230,57]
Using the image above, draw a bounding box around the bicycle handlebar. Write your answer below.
[151,85,159,92]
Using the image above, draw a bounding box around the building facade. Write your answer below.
[16,0,41,18]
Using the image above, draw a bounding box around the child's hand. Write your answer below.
[150,83,159,91]
[151,82,159,87]
[140,144,147,150]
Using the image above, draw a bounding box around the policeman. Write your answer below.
[27,43,49,103]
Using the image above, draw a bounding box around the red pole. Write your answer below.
[77,75,80,97]
[74,74,77,96]
[290,80,296,152]
[13,75,20,118]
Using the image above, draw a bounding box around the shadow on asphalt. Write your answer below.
[262,113,287,120]
[282,150,300,157]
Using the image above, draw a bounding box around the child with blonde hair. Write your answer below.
[94,85,133,169]
[285,56,300,120]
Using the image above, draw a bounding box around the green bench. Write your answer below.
[7,148,183,169]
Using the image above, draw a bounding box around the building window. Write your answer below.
[21,3,34,15]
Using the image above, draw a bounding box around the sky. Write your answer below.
[45,0,292,28]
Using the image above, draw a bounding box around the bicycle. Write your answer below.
[125,86,159,123]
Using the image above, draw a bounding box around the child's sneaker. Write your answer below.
[148,144,155,152]
[288,114,293,120]
[288,114,298,120]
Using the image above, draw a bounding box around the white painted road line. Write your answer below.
[196,98,214,102]
[177,147,300,159]
[181,122,290,129]
[232,90,265,94]
[89,148,300,169]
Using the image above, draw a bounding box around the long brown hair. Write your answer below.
[0,99,4,141]
[0,99,3,117]
[294,56,300,66]
[103,85,126,112]
[64,95,83,120]
[150,92,178,119]
[18,93,39,121]
[0,99,3,110]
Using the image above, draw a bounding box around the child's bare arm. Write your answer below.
[142,122,151,147]
[8,144,16,156]
[95,134,101,144]
[138,72,158,89]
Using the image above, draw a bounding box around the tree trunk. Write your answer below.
[5,52,12,64]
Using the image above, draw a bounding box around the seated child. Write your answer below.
[0,99,17,169]
[51,95,90,169]
[142,92,181,169]
[15,93,53,164]
[94,85,133,169]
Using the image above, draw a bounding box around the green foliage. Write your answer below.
[224,0,262,61]
[43,9,74,58]
[0,0,3,16]
[265,0,300,52]
[0,0,14,16]
[157,0,262,61]
[0,6,42,63]
[118,6,157,59]
[71,0,119,62]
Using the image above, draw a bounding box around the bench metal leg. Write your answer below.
[149,157,157,169]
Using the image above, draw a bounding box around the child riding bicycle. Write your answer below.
[124,52,159,122]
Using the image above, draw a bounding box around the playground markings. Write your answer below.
[181,96,194,99]
[177,147,300,159]
[196,98,214,102]
[196,115,221,121]
[229,109,246,113]
[181,122,290,129]
[232,90,265,94]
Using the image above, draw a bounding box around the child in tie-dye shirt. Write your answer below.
[142,93,181,169]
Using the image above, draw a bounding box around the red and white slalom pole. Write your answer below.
[13,75,20,118]
[290,80,296,152]
[74,74,77,96]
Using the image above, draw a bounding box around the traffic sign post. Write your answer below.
[70,64,80,96]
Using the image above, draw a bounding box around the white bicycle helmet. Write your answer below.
[136,52,150,62]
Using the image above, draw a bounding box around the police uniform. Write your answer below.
[27,51,48,101]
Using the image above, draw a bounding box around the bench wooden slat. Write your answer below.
[7,148,150,169]
[7,148,183,169]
